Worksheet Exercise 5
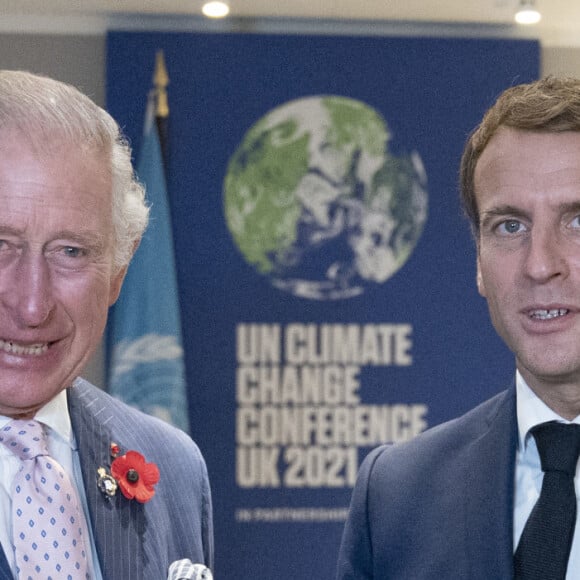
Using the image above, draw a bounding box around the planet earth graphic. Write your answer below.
[224,96,428,300]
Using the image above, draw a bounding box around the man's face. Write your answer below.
[0,132,126,418]
[475,127,580,396]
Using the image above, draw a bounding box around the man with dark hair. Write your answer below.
[337,76,580,579]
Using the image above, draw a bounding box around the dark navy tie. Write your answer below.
[514,421,580,579]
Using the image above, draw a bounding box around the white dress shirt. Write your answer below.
[0,389,103,578]
[514,371,580,578]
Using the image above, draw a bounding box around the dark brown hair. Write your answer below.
[460,76,580,237]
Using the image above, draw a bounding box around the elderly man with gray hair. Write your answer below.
[0,70,212,580]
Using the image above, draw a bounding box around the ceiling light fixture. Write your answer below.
[202,1,230,18]
[514,0,541,25]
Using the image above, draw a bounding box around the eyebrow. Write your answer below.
[479,205,528,230]
[557,201,580,215]
[53,230,108,251]
[0,225,107,250]
[480,201,580,229]
[0,225,25,237]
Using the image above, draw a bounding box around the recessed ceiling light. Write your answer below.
[515,0,541,25]
[202,1,230,18]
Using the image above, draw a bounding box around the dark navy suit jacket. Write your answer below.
[0,378,213,580]
[337,388,518,579]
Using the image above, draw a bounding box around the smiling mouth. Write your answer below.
[529,308,569,320]
[0,339,49,356]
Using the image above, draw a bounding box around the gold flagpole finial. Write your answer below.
[154,50,169,118]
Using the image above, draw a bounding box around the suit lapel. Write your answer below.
[68,381,146,580]
[463,387,517,578]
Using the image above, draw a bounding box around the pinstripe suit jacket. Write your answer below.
[0,378,213,580]
[337,387,518,579]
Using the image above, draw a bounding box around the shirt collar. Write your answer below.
[0,389,74,450]
[516,370,580,451]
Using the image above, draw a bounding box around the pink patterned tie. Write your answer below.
[0,419,90,580]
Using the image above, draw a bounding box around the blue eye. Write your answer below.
[0,239,15,253]
[63,246,83,258]
[61,246,87,261]
[498,220,523,234]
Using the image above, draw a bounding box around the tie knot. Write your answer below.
[0,420,48,460]
[531,421,580,476]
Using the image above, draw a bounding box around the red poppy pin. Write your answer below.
[109,450,160,503]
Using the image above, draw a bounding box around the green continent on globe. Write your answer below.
[224,118,308,274]
[224,96,428,300]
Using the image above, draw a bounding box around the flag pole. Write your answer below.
[154,50,169,170]
[107,51,190,433]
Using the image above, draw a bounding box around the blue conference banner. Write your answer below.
[106,31,539,579]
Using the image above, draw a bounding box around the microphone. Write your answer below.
[167,559,213,580]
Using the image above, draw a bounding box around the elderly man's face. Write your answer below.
[0,132,126,418]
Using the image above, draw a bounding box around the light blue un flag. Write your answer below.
[107,94,189,433]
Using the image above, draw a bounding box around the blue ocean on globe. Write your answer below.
[224,96,428,300]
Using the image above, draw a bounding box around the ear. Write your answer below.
[108,265,129,306]
[108,239,140,306]
[476,254,486,298]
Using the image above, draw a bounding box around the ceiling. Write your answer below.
[0,0,578,47]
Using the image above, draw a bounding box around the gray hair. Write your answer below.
[0,69,149,270]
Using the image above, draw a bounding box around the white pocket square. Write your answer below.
[167,559,213,580]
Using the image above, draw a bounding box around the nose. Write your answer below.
[523,228,569,283]
[1,251,55,328]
